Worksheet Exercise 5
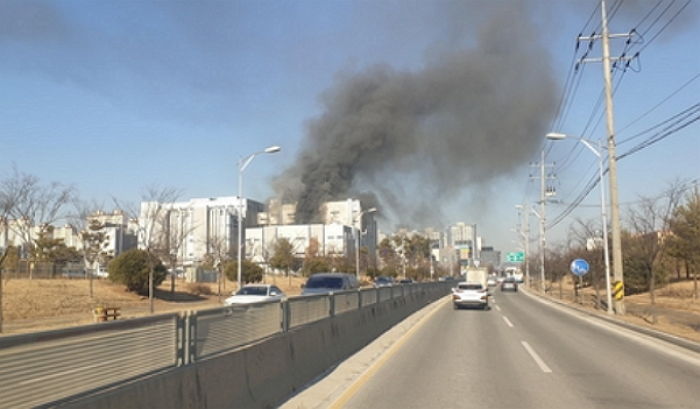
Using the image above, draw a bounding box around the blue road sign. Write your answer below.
[570,258,590,277]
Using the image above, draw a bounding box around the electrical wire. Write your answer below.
[637,0,693,54]
[618,102,700,145]
[546,108,699,230]
[617,72,700,135]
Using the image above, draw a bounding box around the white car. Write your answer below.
[452,282,489,310]
[487,276,498,287]
[224,284,285,305]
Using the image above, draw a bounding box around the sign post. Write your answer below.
[570,259,590,304]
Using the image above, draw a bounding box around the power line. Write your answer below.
[617,72,700,135]
[618,102,700,145]
[546,109,699,230]
[637,0,693,54]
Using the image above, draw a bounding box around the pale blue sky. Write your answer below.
[1,0,698,253]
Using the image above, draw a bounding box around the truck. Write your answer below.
[452,267,490,310]
[464,267,489,288]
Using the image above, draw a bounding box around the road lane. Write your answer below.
[496,289,700,408]
[337,289,700,409]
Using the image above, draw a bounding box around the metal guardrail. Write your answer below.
[360,288,378,306]
[193,301,283,361]
[0,314,180,409]
[334,291,360,315]
[0,282,452,409]
[378,287,392,302]
[288,294,331,328]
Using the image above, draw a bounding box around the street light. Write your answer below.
[546,132,613,314]
[355,207,377,282]
[237,145,281,291]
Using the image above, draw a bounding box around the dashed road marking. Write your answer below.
[521,341,552,373]
[502,316,514,328]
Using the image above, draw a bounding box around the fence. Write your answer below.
[0,282,451,409]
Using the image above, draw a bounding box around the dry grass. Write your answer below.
[542,277,700,343]
[1,274,307,329]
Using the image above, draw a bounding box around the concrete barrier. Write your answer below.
[59,288,445,409]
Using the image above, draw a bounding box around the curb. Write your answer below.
[521,286,700,354]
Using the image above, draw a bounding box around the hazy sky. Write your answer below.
[2,0,698,254]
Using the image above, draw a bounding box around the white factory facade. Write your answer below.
[138,196,377,272]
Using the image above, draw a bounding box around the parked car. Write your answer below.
[452,282,489,310]
[224,284,285,305]
[501,277,518,292]
[301,273,359,295]
[398,279,414,284]
[373,276,394,287]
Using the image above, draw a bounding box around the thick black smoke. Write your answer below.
[275,4,559,225]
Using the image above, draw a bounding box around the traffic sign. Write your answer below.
[570,258,590,276]
[506,252,524,262]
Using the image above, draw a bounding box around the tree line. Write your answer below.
[540,181,700,306]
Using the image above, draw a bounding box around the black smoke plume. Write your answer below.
[275,4,558,225]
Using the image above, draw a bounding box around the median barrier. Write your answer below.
[60,284,449,409]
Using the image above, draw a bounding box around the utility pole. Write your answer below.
[516,203,530,287]
[531,150,555,293]
[577,0,634,314]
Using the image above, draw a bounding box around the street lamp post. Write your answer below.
[547,132,613,314]
[355,207,377,282]
[237,145,281,291]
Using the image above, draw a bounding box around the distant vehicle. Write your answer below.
[224,284,285,305]
[464,267,489,289]
[504,266,524,283]
[501,277,518,292]
[452,282,489,310]
[439,276,456,282]
[373,276,395,287]
[301,273,359,295]
[487,276,498,287]
[398,279,414,284]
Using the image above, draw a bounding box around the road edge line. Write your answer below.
[327,296,449,409]
[520,287,700,360]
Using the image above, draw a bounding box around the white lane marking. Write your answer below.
[502,316,514,328]
[495,305,502,312]
[521,288,700,367]
[521,341,553,373]
[491,298,497,304]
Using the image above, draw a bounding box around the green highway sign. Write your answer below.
[507,252,525,262]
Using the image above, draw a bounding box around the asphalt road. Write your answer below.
[335,289,700,409]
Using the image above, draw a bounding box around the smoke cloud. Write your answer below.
[275,4,559,226]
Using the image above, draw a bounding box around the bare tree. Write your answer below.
[667,187,700,300]
[69,200,108,298]
[205,233,233,301]
[5,168,73,279]
[162,207,197,294]
[0,173,21,333]
[626,181,685,318]
[116,186,180,314]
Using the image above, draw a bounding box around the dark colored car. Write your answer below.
[301,273,359,295]
[373,276,394,287]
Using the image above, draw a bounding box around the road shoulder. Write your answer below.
[279,295,449,409]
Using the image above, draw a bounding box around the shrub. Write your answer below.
[108,249,167,294]
[223,260,264,284]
